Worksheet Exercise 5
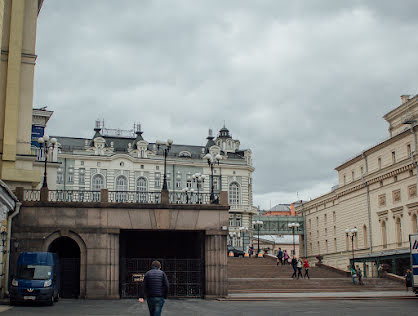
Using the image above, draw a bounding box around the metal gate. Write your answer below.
[120,258,204,298]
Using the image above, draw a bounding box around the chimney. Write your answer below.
[401,95,410,104]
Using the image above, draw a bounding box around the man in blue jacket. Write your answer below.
[138,260,170,316]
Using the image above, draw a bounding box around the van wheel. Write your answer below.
[47,295,54,306]
[54,293,59,302]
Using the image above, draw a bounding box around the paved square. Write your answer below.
[1,298,417,316]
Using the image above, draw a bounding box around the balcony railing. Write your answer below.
[48,190,101,202]
[108,191,161,204]
[169,192,219,204]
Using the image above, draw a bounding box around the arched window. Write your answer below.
[136,177,148,203]
[115,175,128,202]
[115,176,128,191]
[229,182,240,205]
[92,174,104,191]
[412,214,418,233]
[136,177,147,192]
[396,217,402,246]
[381,220,387,249]
[363,225,368,248]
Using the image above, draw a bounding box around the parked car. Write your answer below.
[227,245,245,257]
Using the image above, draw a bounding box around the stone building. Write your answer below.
[44,122,256,248]
[298,95,418,277]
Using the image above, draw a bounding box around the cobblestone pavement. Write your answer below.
[0,298,417,315]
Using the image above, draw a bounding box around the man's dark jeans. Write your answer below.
[147,297,165,316]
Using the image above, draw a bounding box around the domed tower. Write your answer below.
[215,124,240,153]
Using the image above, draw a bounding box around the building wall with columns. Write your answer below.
[0,0,45,189]
[298,95,418,275]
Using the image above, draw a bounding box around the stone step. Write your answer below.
[228,278,404,290]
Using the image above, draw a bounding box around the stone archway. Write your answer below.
[43,231,87,298]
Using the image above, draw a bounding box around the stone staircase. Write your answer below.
[228,257,404,293]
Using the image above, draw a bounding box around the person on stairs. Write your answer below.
[291,256,298,278]
[297,258,303,279]
[283,250,289,265]
[276,248,283,266]
[303,258,310,279]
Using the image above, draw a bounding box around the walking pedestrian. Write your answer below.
[291,256,298,278]
[277,248,283,265]
[283,250,289,265]
[350,265,357,285]
[405,269,413,292]
[303,258,310,279]
[297,258,303,279]
[138,260,170,316]
[356,266,364,285]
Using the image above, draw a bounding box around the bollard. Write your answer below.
[244,253,249,257]
[229,251,234,257]
[257,253,263,258]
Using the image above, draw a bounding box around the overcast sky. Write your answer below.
[33,0,418,209]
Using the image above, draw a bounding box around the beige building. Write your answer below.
[298,95,418,277]
[0,0,44,188]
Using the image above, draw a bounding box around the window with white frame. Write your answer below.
[92,174,104,191]
[79,168,85,185]
[136,177,147,192]
[228,182,240,205]
[115,175,128,191]
[155,173,161,188]
[186,180,192,188]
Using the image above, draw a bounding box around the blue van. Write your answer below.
[9,252,60,305]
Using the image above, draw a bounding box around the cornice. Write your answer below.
[300,159,415,213]
[383,95,418,121]
[335,127,416,171]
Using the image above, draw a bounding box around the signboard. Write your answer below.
[131,273,144,282]
[31,125,45,148]
[410,233,418,288]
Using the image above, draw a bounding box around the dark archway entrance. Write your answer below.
[119,230,205,298]
[48,237,80,298]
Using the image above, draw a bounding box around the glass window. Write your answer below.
[228,182,240,205]
[116,176,128,191]
[79,168,85,185]
[92,174,104,191]
[136,177,147,192]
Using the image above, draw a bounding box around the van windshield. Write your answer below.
[16,265,52,280]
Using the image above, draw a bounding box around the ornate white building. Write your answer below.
[45,122,256,246]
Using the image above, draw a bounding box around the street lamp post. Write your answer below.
[192,173,206,203]
[203,153,222,202]
[253,220,263,255]
[288,222,300,256]
[37,135,57,188]
[345,227,358,267]
[182,187,194,204]
[239,226,248,252]
[156,139,173,190]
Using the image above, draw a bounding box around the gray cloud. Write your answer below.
[33,1,418,209]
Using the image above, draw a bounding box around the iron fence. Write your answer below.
[108,191,161,204]
[120,258,204,298]
[48,190,101,202]
[169,192,219,205]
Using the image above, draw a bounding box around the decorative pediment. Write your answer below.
[390,206,403,219]
[179,151,192,158]
[406,201,418,216]
[377,210,388,222]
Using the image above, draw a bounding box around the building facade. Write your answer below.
[298,95,418,277]
[45,122,256,243]
[0,0,45,189]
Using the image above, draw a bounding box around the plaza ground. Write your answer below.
[0,297,417,316]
